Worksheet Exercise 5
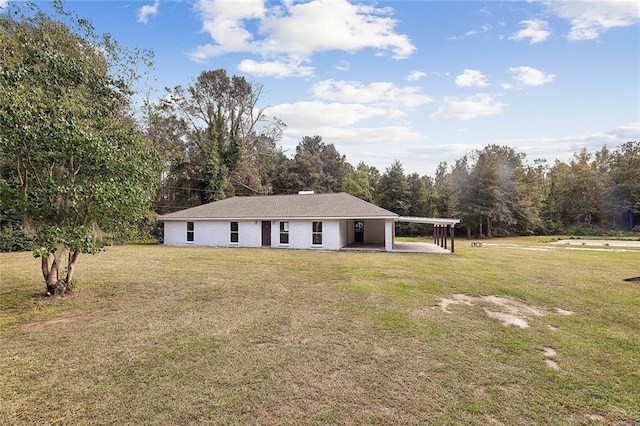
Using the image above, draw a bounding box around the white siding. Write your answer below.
[281,220,340,250]
[163,220,262,247]
[338,220,347,248]
[164,219,345,249]
[163,221,188,245]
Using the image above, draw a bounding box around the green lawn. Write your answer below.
[1,239,639,424]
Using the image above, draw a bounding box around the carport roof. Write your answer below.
[397,216,461,226]
[158,192,399,220]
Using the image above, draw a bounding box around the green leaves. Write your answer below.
[1,3,161,284]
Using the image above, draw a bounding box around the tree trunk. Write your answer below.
[65,250,80,289]
[42,249,67,295]
[486,217,492,238]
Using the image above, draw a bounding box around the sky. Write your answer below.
[5,0,640,176]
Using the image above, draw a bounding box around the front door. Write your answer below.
[261,221,271,246]
[354,220,364,243]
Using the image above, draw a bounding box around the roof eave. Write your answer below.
[158,215,399,221]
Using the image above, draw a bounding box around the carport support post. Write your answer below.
[444,226,447,250]
[385,219,393,252]
[449,224,454,253]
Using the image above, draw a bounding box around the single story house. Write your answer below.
[157,192,459,252]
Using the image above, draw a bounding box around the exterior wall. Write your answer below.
[163,219,345,250]
[283,220,342,250]
[163,220,261,247]
[363,219,385,244]
[163,221,187,245]
[338,220,347,248]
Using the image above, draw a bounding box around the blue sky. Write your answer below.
[8,0,640,176]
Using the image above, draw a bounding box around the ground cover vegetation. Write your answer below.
[1,242,639,424]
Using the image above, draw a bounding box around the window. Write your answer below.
[186,221,194,242]
[279,221,289,244]
[312,221,322,245]
[230,222,239,243]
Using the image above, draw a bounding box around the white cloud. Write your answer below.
[312,80,432,108]
[500,122,640,162]
[138,0,160,24]
[0,0,7,9]
[455,69,489,88]
[292,126,425,145]
[449,24,491,40]
[407,71,428,81]
[466,24,492,37]
[238,59,314,78]
[267,98,428,148]
[190,0,415,75]
[431,94,505,120]
[545,0,640,40]
[268,101,394,128]
[605,122,640,140]
[336,61,351,71]
[509,66,555,86]
[510,19,551,44]
[193,0,264,57]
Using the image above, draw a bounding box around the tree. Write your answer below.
[274,136,352,194]
[0,3,161,294]
[378,160,411,216]
[158,69,267,203]
[432,161,450,218]
[611,141,640,230]
[447,156,475,237]
[513,159,547,235]
[231,119,288,196]
[341,162,375,202]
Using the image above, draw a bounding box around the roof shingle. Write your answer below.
[158,192,398,220]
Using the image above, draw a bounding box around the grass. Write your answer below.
[1,239,639,424]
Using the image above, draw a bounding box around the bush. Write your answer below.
[0,226,34,252]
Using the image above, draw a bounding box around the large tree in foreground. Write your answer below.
[0,3,161,294]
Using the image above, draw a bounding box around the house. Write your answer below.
[157,192,460,252]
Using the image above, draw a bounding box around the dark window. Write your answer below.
[230,222,239,243]
[186,221,194,242]
[312,221,322,245]
[280,221,289,244]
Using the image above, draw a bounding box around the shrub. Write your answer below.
[0,226,34,252]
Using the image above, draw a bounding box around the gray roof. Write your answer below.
[158,192,398,220]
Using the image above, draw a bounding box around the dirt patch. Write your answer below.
[437,294,573,329]
[538,347,560,370]
[553,308,574,316]
[18,316,81,331]
[484,310,530,328]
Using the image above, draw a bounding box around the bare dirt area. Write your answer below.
[437,294,574,370]
[479,238,640,253]
[437,294,572,329]
[551,239,640,248]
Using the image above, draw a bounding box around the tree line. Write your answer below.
[148,70,639,237]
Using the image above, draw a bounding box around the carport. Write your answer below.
[396,217,461,253]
